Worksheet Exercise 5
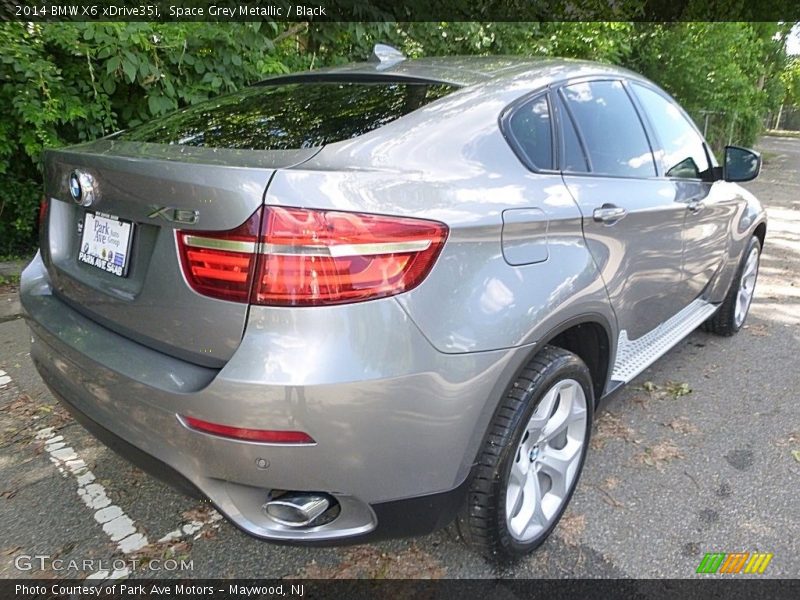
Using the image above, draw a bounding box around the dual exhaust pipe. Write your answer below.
[263,493,332,528]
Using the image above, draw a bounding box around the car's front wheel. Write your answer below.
[704,235,761,336]
[457,346,593,561]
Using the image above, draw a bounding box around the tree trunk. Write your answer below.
[774,104,784,130]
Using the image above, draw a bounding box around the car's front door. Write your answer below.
[555,79,692,340]
[629,82,737,300]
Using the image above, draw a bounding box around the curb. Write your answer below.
[0,258,28,322]
[0,293,22,322]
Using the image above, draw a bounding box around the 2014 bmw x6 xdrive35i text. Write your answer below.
[21,47,766,560]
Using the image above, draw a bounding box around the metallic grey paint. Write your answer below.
[22,55,766,542]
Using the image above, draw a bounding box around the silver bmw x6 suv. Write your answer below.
[21,48,766,560]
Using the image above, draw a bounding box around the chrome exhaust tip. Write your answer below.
[263,494,331,527]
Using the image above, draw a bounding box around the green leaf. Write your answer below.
[106,56,121,74]
[102,78,116,95]
[122,59,137,83]
[147,94,162,115]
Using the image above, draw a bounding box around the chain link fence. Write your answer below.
[690,110,762,155]
[764,106,800,132]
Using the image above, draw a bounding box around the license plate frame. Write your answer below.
[78,212,134,278]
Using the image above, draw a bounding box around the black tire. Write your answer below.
[703,236,761,336]
[456,345,594,562]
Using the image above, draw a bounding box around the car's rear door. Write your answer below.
[555,79,693,340]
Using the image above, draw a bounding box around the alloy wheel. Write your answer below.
[734,245,760,328]
[505,379,588,542]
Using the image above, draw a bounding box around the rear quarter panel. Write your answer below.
[264,77,616,356]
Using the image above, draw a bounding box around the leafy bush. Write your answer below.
[0,178,42,256]
[0,22,293,253]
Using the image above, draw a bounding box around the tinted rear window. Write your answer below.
[119,81,458,150]
[507,94,553,170]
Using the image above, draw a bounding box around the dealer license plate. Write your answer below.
[78,212,134,278]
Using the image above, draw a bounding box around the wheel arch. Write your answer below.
[537,315,613,402]
[753,220,767,250]
[458,312,615,489]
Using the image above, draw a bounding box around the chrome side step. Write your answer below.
[610,298,718,384]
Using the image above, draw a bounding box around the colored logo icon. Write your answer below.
[696,552,773,574]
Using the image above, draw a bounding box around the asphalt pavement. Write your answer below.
[0,136,797,580]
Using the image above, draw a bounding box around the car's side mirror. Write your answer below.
[723,146,761,182]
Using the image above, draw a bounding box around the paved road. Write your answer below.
[1,137,798,580]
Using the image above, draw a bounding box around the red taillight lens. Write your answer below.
[38,197,49,227]
[38,197,49,228]
[253,207,448,306]
[182,415,315,444]
[177,206,447,306]
[177,211,262,302]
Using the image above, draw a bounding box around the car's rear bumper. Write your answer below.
[21,252,528,542]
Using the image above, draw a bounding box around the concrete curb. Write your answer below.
[0,293,21,322]
[0,258,28,321]
[0,258,31,278]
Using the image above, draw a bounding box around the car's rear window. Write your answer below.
[118,81,458,150]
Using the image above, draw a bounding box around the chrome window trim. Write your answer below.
[183,236,431,257]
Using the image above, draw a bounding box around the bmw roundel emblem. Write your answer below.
[68,170,96,207]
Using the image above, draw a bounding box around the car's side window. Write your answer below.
[506,94,554,171]
[631,83,712,180]
[560,80,656,178]
[556,93,589,173]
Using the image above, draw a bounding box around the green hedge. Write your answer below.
[0,22,792,255]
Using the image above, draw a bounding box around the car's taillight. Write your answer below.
[38,197,49,228]
[176,210,262,303]
[177,206,447,306]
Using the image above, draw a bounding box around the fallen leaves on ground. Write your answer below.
[634,440,684,471]
[743,323,769,336]
[181,503,217,524]
[640,381,658,393]
[591,412,637,450]
[664,381,692,399]
[555,513,586,547]
[664,417,700,435]
[775,432,799,448]
[591,476,625,508]
[297,544,446,579]
[129,539,191,570]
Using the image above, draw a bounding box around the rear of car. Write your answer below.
[21,75,533,541]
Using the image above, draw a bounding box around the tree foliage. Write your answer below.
[0,21,792,255]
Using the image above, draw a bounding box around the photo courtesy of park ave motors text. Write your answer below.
[0,17,798,582]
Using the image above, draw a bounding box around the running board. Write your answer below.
[610,299,718,384]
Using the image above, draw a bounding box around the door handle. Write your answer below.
[593,204,627,224]
[687,199,705,214]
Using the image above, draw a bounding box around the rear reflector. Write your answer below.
[181,415,315,444]
[177,206,447,306]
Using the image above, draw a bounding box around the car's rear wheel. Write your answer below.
[704,236,761,336]
[457,346,593,561]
